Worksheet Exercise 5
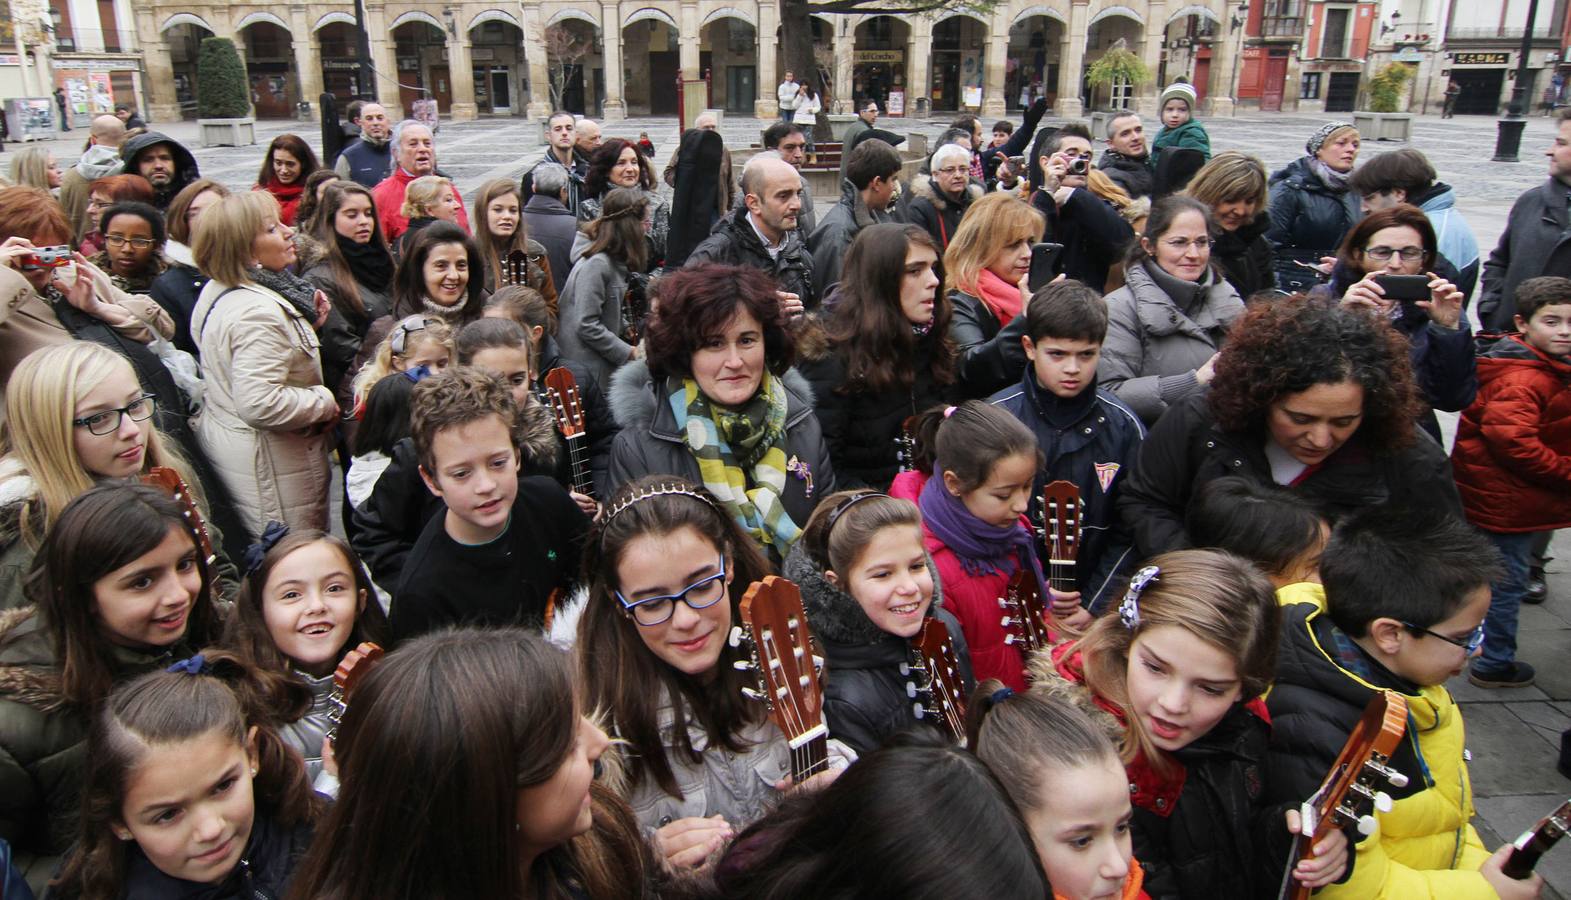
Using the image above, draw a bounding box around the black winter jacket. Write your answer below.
[117,812,313,899]
[1098,149,1154,199]
[1117,392,1464,557]
[989,371,1146,612]
[783,543,973,757]
[1211,212,1276,300]
[147,249,205,357]
[807,179,892,294]
[1266,157,1360,293]
[948,289,1029,400]
[796,325,955,490]
[1031,188,1134,292]
[686,208,818,309]
[607,360,833,536]
[904,177,983,252]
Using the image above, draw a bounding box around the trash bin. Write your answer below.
[297,101,313,121]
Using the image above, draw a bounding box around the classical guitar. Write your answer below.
[325,641,385,742]
[543,367,595,498]
[141,466,217,570]
[997,568,1052,661]
[907,616,968,746]
[1039,480,1082,595]
[1504,797,1571,879]
[731,576,828,785]
[1277,690,1410,900]
[499,248,530,288]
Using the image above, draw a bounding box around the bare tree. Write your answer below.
[539,23,595,111]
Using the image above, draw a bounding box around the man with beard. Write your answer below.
[335,102,394,187]
[119,132,199,210]
[687,155,816,312]
[372,120,470,241]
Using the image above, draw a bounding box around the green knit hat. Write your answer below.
[1159,82,1198,112]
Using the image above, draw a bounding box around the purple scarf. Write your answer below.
[918,469,1051,601]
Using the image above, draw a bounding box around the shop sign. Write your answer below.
[1453,52,1510,65]
[854,50,903,63]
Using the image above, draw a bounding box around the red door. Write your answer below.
[1193,51,1211,104]
[1261,54,1288,111]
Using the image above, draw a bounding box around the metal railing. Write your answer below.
[1446,25,1554,40]
[55,26,138,53]
[1261,15,1306,37]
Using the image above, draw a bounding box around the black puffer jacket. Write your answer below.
[686,207,817,309]
[948,289,1028,400]
[904,177,983,251]
[807,179,892,294]
[795,323,955,490]
[784,543,972,757]
[1031,188,1134,292]
[1266,157,1360,293]
[1211,212,1276,299]
[1098,149,1154,199]
[1117,392,1463,557]
[117,811,314,899]
[148,242,205,357]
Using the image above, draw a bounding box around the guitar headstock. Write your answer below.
[1287,690,1409,899]
[141,466,217,569]
[1504,796,1571,879]
[543,367,586,439]
[500,249,531,287]
[326,641,385,742]
[910,617,968,746]
[1040,480,1082,564]
[996,569,1051,657]
[894,415,918,473]
[732,576,827,754]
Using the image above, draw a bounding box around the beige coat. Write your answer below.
[191,279,334,538]
[0,263,172,382]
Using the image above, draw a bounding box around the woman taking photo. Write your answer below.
[942,191,1043,399]
[0,341,240,612]
[90,201,166,294]
[472,177,557,305]
[301,181,396,402]
[254,133,321,226]
[191,191,337,537]
[151,178,230,356]
[798,223,955,490]
[1100,195,1245,427]
[1313,204,1474,440]
[609,265,833,562]
[579,138,669,267]
[0,482,221,875]
[1185,150,1275,299]
[558,187,646,385]
[1267,122,1361,293]
[1118,296,1463,558]
[288,627,651,899]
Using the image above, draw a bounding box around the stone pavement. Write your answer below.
[8,109,1571,892]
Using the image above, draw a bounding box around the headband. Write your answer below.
[825,492,887,536]
[603,482,720,528]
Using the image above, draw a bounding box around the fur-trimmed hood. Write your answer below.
[783,541,945,647]
[293,231,329,274]
[607,359,817,434]
[1026,645,1126,745]
[909,174,984,213]
[0,605,65,713]
[0,461,38,551]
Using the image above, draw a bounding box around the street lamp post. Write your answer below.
[354,0,374,101]
[1492,0,1541,161]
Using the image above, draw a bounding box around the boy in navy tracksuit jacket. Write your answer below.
[991,280,1145,621]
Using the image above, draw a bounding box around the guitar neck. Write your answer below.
[1504,803,1569,879]
[789,731,830,785]
[1048,559,1077,594]
[565,433,594,498]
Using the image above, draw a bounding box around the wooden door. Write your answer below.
[1260,54,1288,111]
[430,65,452,113]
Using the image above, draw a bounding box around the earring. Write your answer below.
[114,828,133,841]
[250,767,258,777]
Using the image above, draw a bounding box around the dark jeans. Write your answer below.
[780,107,795,122]
[1476,530,1537,674]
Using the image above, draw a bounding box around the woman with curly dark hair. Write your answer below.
[1117,295,1461,556]
[796,223,956,489]
[577,138,669,267]
[607,263,833,562]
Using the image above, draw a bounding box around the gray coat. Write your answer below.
[521,193,579,294]
[1479,177,1571,331]
[607,359,835,531]
[555,251,631,385]
[1099,259,1244,425]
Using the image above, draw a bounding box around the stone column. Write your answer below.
[601,2,625,119]
[366,4,402,118]
[290,6,323,120]
[832,17,853,113]
[520,2,552,118]
[981,18,1008,117]
[1059,0,1089,118]
[908,17,931,118]
[446,15,477,121]
[755,0,777,118]
[680,1,701,80]
[144,38,181,121]
[1137,1,1166,115]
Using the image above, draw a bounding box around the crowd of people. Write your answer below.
[0,84,1565,900]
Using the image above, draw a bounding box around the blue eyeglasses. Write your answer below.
[615,556,728,626]
[1403,621,1485,654]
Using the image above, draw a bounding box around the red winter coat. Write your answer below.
[1450,333,1571,533]
[890,470,1045,691]
[371,167,470,242]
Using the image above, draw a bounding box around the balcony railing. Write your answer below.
[55,27,139,53]
[1261,15,1306,37]
[1446,25,1554,40]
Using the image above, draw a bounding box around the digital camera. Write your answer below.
[21,245,71,269]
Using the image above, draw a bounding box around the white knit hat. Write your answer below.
[1159,82,1198,111]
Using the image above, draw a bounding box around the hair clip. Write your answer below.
[243,521,291,576]
[167,654,209,675]
[1119,565,1159,630]
[943,405,958,418]
[826,491,885,535]
[603,482,719,527]
[990,686,1014,705]
[403,364,434,384]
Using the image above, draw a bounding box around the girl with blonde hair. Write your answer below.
[942,191,1045,397]
[8,147,61,193]
[348,313,454,413]
[397,175,459,255]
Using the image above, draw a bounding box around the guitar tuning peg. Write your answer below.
[1356,815,1378,836]
[1003,634,1016,646]
[741,687,767,703]
[1373,792,1393,814]
[999,615,1014,628]
[1364,761,1410,789]
[812,655,825,670]
[727,627,745,648]
[906,682,919,698]
[912,702,926,719]
[899,662,911,676]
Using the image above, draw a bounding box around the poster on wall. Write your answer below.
[887,90,905,115]
[89,73,114,114]
[64,78,90,127]
[962,85,982,107]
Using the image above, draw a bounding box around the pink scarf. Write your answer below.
[974,268,1025,324]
